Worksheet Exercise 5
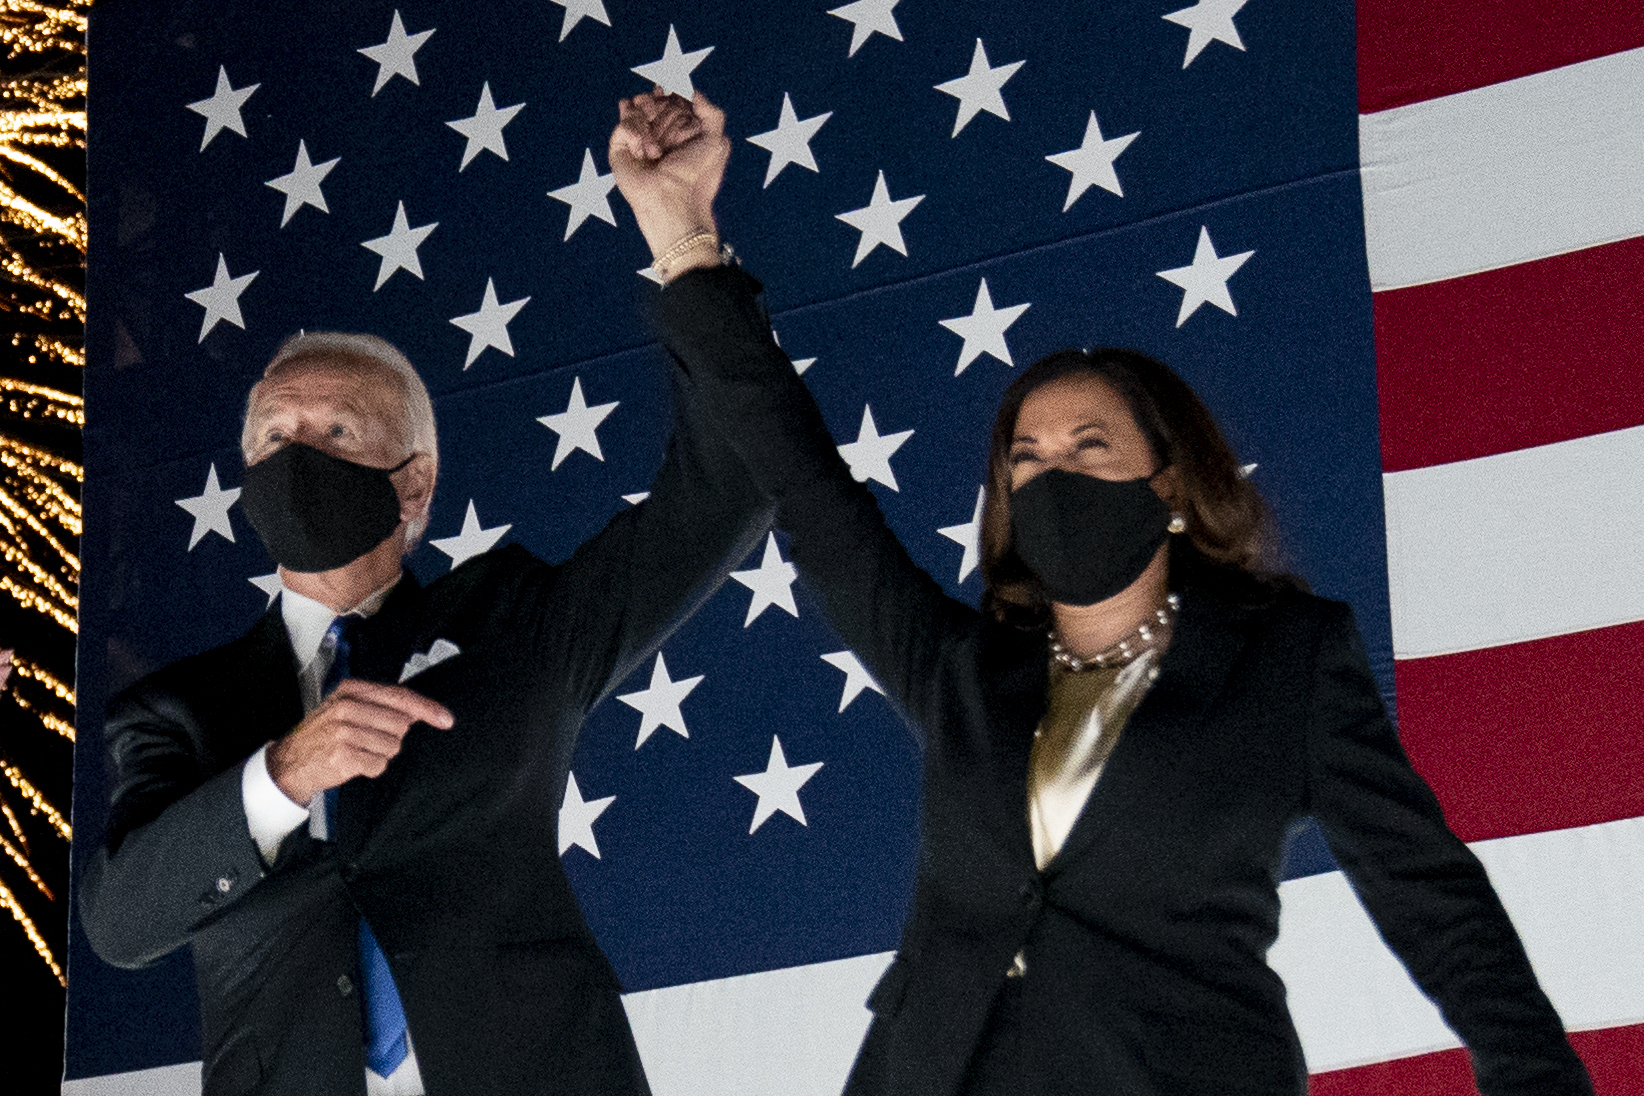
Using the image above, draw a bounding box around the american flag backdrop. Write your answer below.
[66,0,1641,1093]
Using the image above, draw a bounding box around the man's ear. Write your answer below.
[395,453,436,524]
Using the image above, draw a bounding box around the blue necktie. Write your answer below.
[320,617,411,1078]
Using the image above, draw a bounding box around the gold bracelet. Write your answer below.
[652,229,719,283]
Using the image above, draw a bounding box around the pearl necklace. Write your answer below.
[1048,593,1180,672]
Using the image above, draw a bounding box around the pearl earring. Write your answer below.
[1167,513,1187,534]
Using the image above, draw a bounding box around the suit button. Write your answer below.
[343,862,359,882]
[1018,881,1040,909]
[216,877,233,894]
[337,975,353,996]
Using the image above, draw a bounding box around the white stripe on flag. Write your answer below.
[61,1060,200,1096]
[1360,45,1644,291]
[624,950,890,1096]
[59,952,891,1096]
[1272,815,1644,1073]
[1382,423,1644,659]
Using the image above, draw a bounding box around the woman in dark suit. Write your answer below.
[611,91,1594,1096]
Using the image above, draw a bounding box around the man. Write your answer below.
[80,94,763,1096]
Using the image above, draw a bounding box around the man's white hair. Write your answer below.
[241,331,440,542]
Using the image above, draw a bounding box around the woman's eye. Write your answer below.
[1076,436,1108,451]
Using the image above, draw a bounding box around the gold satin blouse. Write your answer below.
[1027,648,1162,870]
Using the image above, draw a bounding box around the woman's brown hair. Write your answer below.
[980,347,1290,626]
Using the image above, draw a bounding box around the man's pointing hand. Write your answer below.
[267,678,453,805]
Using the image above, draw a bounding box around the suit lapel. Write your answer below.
[1045,584,1260,873]
[978,621,1050,868]
[236,608,305,756]
[335,570,426,858]
[234,609,318,867]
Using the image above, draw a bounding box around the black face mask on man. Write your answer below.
[1009,467,1172,606]
[240,443,414,573]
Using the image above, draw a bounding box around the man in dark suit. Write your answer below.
[79,95,762,1093]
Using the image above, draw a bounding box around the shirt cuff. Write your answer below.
[242,744,310,863]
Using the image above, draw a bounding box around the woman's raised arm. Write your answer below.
[611,91,979,739]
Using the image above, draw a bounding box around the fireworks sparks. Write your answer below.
[1,877,62,980]
[0,0,85,989]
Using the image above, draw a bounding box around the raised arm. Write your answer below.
[534,359,773,717]
[611,90,978,737]
[495,92,763,718]
[1305,602,1592,1096]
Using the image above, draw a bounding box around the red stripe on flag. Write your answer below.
[1309,1045,1472,1096]
[1357,2,1644,112]
[1393,619,1644,844]
[1308,1021,1644,1094]
[1572,1024,1644,1094]
[1374,236,1644,472]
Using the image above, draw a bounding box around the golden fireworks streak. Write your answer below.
[0,0,86,989]
[0,831,50,898]
[7,656,76,741]
[0,423,81,630]
[0,179,83,248]
[0,877,62,984]
[0,0,86,50]
[0,575,72,629]
[0,1,88,388]
[0,759,69,841]
[0,483,81,575]
[0,376,82,427]
[0,375,81,402]
[7,690,71,740]
[0,535,79,612]
[0,429,80,468]
[0,796,29,853]
[0,120,86,198]
[10,654,71,704]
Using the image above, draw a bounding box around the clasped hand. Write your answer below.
[266,678,453,805]
[609,87,729,269]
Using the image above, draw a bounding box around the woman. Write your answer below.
[610,91,1594,1096]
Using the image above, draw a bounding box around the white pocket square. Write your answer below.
[399,639,460,683]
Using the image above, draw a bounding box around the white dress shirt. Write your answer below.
[238,580,425,1095]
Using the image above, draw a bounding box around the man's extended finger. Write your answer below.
[332,679,454,728]
[331,720,409,760]
[324,696,428,740]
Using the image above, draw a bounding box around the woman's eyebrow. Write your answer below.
[1014,420,1108,446]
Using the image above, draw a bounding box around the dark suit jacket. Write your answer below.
[654,265,1593,1096]
[78,372,771,1096]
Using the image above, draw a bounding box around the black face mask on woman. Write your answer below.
[1009,467,1172,606]
[240,443,414,573]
